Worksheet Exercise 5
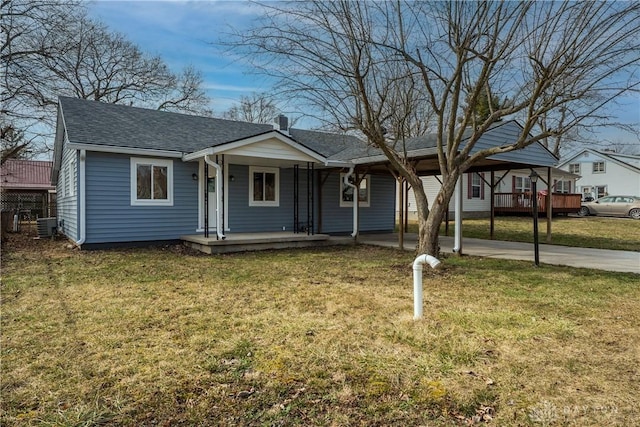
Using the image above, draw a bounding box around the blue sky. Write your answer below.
[88,1,640,150]
[89,0,274,113]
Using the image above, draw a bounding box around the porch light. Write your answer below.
[529,170,540,266]
[192,173,198,181]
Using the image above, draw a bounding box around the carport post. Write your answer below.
[546,167,552,243]
[453,175,463,255]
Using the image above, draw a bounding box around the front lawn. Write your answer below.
[418,216,639,252]
[2,233,639,425]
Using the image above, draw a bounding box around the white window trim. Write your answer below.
[340,173,371,208]
[59,166,65,198]
[569,163,580,174]
[471,174,482,198]
[592,161,605,173]
[130,157,174,206]
[555,180,570,194]
[68,156,76,197]
[515,176,531,193]
[249,166,279,207]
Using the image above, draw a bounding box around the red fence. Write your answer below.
[494,192,582,214]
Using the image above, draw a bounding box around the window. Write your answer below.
[569,163,580,174]
[59,166,65,198]
[555,180,571,194]
[470,174,482,198]
[592,161,605,173]
[130,158,173,206]
[595,185,607,198]
[249,166,279,206]
[340,173,370,207]
[514,176,531,193]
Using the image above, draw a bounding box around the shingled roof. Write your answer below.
[56,97,558,171]
[59,96,274,153]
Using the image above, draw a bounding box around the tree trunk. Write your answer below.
[416,173,459,256]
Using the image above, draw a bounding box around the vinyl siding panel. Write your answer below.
[469,121,557,167]
[224,139,318,162]
[56,142,78,241]
[227,164,305,232]
[403,174,490,217]
[225,166,395,234]
[84,152,198,244]
[319,172,395,234]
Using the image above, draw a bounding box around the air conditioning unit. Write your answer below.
[37,217,57,238]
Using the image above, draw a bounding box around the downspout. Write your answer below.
[453,175,462,254]
[204,155,226,240]
[412,254,442,320]
[76,149,86,246]
[343,166,358,238]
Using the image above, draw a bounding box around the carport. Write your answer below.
[337,121,561,253]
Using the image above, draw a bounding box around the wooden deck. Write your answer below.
[181,232,354,254]
[494,192,582,215]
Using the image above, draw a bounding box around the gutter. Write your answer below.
[204,155,226,240]
[343,167,359,238]
[76,149,86,246]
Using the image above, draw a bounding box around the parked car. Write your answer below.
[578,195,640,219]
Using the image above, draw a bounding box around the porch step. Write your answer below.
[181,232,352,254]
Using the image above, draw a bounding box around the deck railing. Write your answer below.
[494,192,582,214]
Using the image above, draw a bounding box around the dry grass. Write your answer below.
[431,216,640,252]
[2,229,639,426]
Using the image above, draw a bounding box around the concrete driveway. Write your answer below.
[358,233,640,274]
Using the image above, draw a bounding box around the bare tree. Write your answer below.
[222,92,279,124]
[2,0,211,155]
[231,0,640,255]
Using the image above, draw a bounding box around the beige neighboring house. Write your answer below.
[398,167,580,220]
[557,148,640,200]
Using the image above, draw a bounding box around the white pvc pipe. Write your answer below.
[204,155,226,240]
[343,167,358,238]
[453,175,462,253]
[413,254,442,320]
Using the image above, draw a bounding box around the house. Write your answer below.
[558,148,640,199]
[52,97,396,249]
[399,167,580,220]
[52,97,560,251]
[1,159,56,218]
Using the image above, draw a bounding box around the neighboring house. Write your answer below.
[558,148,640,199]
[399,167,579,220]
[52,97,559,249]
[1,159,56,218]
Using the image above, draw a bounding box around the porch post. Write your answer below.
[220,155,225,235]
[293,165,299,233]
[398,176,404,251]
[310,162,315,235]
[204,161,209,238]
[490,170,495,240]
[546,167,552,243]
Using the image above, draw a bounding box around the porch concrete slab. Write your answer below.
[181,232,354,254]
[358,233,640,274]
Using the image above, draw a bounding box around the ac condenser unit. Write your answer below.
[37,217,57,238]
